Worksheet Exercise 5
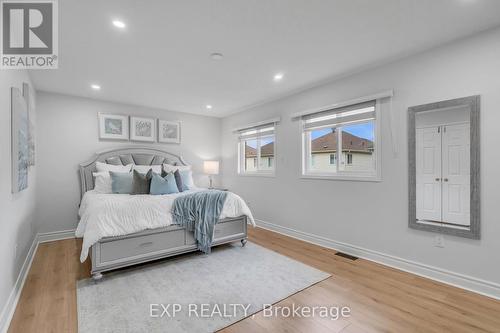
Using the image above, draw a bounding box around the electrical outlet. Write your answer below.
[434,235,445,248]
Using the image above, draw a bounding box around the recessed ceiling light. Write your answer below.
[112,20,126,29]
[210,53,224,60]
[91,84,101,90]
[206,105,213,110]
[273,73,284,82]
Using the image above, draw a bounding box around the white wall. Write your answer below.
[221,27,500,286]
[35,92,221,233]
[0,72,37,326]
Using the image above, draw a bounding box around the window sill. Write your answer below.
[301,173,381,182]
[238,172,276,178]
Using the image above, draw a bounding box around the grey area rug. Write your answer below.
[77,242,330,333]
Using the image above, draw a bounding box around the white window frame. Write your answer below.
[237,122,277,177]
[329,153,336,165]
[301,100,382,182]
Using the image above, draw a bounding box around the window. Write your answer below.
[346,153,353,165]
[329,153,336,165]
[301,100,380,180]
[259,136,275,171]
[238,122,276,175]
[243,139,258,171]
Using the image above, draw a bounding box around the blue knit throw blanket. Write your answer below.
[172,190,228,253]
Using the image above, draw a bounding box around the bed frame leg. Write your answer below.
[241,239,247,247]
[92,272,103,281]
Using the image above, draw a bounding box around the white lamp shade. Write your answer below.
[203,161,219,175]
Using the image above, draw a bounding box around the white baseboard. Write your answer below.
[256,219,500,301]
[0,234,38,333]
[38,229,76,243]
[0,229,76,333]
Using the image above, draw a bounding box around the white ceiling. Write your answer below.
[30,0,500,117]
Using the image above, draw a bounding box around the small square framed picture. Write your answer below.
[98,113,129,140]
[130,117,156,142]
[158,120,181,144]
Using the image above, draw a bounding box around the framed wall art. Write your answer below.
[11,87,29,193]
[158,120,181,144]
[131,116,156,142]
[98,113,129,140]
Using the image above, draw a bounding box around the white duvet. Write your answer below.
[76,189,255,262]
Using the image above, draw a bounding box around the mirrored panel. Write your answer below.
[408,96,480,239]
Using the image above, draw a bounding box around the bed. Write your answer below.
[77,147,254,280]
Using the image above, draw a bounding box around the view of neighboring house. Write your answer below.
[309,129,374,172]
[244,142,274,171]
[244,129,373,172]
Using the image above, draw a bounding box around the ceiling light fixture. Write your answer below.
[91,84,101,90]
[210,53,224,60]
[273,73,284,82]
[112,20,126,29]
[206,105,213,110]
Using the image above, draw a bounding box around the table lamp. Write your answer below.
[203,160,219,189]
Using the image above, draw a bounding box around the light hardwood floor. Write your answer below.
[8,227,500,333]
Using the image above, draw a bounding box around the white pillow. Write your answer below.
[162,164,191,173]
[93,172,112,194]
[96,161,132,173]
[133,164,162,174]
